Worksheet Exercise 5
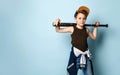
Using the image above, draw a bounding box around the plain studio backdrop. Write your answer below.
[0,0,120,75]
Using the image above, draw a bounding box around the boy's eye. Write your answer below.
[78,18,86,20]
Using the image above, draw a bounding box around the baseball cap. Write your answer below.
[77,6,90,16]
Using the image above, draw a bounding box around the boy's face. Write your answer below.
[75,13,86,26]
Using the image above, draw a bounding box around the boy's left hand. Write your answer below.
[95,21,100,27]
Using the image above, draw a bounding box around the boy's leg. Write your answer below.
[82,58,94,75]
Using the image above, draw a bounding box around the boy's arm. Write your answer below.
[56,26,73,33]
[53,18,73,33]
[87,22,99,40]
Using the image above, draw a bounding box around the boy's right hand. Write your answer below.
[53,18,61,26]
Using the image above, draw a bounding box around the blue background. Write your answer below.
[0,0,120,75]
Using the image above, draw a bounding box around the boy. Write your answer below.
[53,6,99,75]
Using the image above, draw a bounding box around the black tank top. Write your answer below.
[71,26,88,52]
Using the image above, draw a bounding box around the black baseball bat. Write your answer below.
[53,23,108,28]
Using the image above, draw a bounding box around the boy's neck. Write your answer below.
[76,25,84,29]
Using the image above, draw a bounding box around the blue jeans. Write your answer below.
[67,47,94,75]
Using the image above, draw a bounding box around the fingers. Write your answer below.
[95,21,100,26]
[53,18,61,26]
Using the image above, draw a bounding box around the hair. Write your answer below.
[74,10,88,19]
